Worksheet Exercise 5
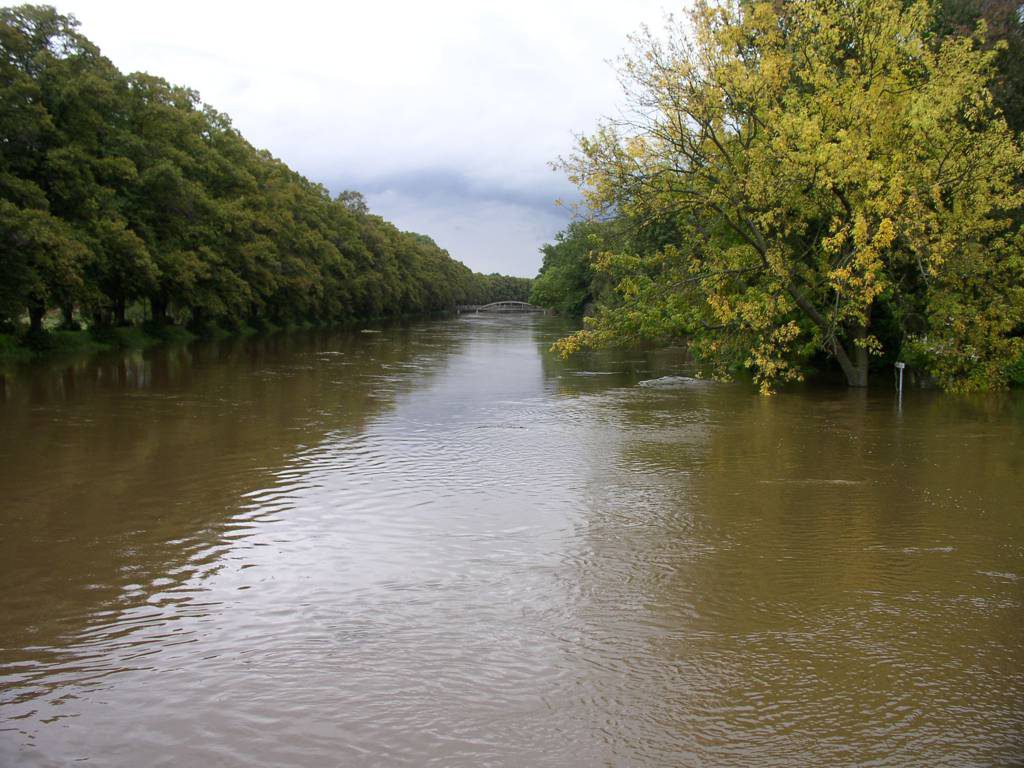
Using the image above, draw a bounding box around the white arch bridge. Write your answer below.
[456,301,546,314]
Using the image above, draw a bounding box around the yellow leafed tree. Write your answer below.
[555,0,1024,393]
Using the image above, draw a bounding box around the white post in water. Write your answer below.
[895,361,905,403]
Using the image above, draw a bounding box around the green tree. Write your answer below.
[530,220,619,315]
[0,200,87,332]
[1,4,529,340]
[554,0,1024,392]
[935,0,1024,133]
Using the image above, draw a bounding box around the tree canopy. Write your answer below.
[0,5,529,339]
[542,0,1024,392]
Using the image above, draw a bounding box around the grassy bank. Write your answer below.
[0,311,461,372]
[0,323,197,369]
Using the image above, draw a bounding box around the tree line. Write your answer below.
[531,0,1024,392]
[0,5,531,345]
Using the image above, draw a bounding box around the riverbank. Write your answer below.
[0,324,194,366]
[0,312,460,372]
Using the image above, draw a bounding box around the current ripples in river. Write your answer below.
[1,315,1022,766]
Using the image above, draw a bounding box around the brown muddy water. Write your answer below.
[1,315,1022,767]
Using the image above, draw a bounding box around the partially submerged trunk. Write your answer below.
[785,281,870,388]
[833,324,869,388]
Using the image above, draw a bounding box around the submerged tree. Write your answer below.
[553,0,1024,392]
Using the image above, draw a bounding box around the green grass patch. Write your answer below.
[49,329,111,355]
[0,322,201,368]
[0,333,32,365]
[141,321,196,344]
[88,325,159,350]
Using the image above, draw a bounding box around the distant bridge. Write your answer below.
[456,301,547,314]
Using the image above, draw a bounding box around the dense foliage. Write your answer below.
[0,5,529,343]
[471,273,533,304]
[529,221,608,316]
[537,0,1024,392]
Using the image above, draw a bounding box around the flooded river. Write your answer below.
[1,316,1022,766]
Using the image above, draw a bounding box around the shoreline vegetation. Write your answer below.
[0,6,531,363]
[0,311,462,370]
[528,0,1024,394]
[5,2,1023,394]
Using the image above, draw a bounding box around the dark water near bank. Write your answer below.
[1,316,1022,767]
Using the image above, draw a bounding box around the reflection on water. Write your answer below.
[1,316,1022,767]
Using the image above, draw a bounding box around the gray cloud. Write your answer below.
[333,167,574,213]
[364,190,571,276]
[57,0,672,276]
[318,168,579,276]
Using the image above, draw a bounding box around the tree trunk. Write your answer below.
[834,323,869,387]
[61,304,77,330]
[784,281,870,388]
[188,307,204,333]
[114,296,127,326]
[852,324,869,387]
[28,302,45,334]
[151,295,169,325]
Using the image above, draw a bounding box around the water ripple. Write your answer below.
[1,318,1022,767]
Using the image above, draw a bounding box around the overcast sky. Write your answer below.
[53,0,674,276]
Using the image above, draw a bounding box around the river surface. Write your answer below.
[1,316,1022,767]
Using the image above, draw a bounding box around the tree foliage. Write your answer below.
[0,5,529,338]
[546,0,1024,392]
[935,0,1024,132]
[529,221,611,316]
